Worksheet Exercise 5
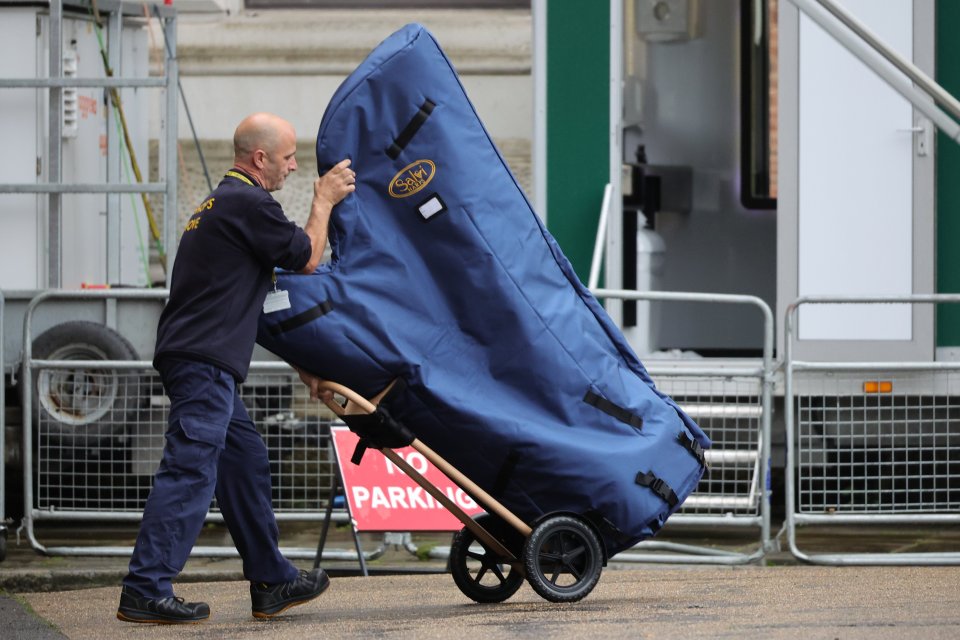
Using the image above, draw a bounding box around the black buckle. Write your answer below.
[649,476,666,495]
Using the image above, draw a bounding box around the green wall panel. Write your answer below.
[936,0,960,346]
[545,1,609,281]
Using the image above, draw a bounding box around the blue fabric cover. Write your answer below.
[256,23,710,555]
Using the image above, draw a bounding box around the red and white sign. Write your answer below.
[330,427,483,531]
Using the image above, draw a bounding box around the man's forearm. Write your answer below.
[301,159,355,274]
[300,201,331,274]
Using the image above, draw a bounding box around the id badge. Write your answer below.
[263,289,291,314]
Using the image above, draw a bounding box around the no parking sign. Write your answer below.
[329,427,483,531]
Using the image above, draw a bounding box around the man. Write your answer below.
[117,113,354,624]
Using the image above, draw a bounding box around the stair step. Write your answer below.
[680,403,762,420]
[704,449,760,465]
[683,494,758,510]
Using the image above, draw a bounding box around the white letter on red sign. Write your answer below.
[388,486,409,509]
[353,486,370,508]
[403,451,429,475]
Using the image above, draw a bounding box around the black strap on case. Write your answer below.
[677,431,708,469]
[635,470,679,508]
[492,450,521,497]
[386,99,436,159]
[583,389,644,430]
[267,301,333,336]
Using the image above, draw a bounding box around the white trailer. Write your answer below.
[534,0,960,562]
[0,0,180,560]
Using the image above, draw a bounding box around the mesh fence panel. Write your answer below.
[35,367,337,514]
[34,366,767,520]
[653,375,764,517]
[795,370,960,514]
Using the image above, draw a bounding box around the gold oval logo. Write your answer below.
[388,159,436,198]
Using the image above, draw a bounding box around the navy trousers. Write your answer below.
[123,359,298,598]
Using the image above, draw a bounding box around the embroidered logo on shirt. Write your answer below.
[185,197,215,232]
[388,159,436,198]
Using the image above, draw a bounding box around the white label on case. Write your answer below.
[418,196,445,220]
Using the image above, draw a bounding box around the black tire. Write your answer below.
[449,514,525,603]
[523,515,603,603]
[0,528,6,563]
[29,321,139,447]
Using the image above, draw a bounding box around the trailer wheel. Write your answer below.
[30,321,139,447]
[523,515,603,603]
[449,514,525,603]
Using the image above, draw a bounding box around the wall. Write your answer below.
[936,0,960,348]
[159,6,532,236]
[541,0,610,281]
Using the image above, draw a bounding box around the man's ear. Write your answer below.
[253,149,267,169]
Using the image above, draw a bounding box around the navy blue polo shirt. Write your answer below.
[154,169,312,381]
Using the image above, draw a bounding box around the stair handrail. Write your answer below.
[588,183,613,290]
[787,0,960,141]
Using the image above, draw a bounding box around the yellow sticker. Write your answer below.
[388,159,436,198]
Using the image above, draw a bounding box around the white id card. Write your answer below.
[263,289,291,314]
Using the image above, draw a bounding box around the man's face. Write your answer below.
[260,126,298,191]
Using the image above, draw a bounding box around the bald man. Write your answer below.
[118,113,354,624]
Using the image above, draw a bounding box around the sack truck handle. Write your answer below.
[317,379,531,564]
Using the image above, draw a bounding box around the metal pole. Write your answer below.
[163,12,179,277]
[0,77,166,88]
[588,184,612,290]
[531,0,547,218]
[784,300,799,560]
[47,0,63,288]
[0,183,166,194]
[105,8,122,287]
[758,293,775,555]
[604,0,624,324]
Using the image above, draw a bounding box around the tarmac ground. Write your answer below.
[14,564,960,639]
[2,521,959,638]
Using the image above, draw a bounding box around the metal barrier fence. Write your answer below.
[21,289,353,559]
[592,289,775,564]
[20,288,775,564]
[785,295,960,565]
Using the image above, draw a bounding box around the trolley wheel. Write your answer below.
[523,515,603,603]
[449,514,525,603]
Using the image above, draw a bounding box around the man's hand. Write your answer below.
[295,367,333,403]
[315,158,356,209]
[300,158,355,274]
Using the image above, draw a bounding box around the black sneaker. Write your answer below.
[250,568,330,619]
[116,585,210,624]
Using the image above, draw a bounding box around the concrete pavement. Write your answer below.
[13,565,960,639]
[3,523,960,638]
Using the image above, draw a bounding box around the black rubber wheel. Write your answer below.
[523,515,603,603]
[0,528,6,563]
[449,514,525,603]
[29,321,139,447]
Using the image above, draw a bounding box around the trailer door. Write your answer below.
[777,0,934,361]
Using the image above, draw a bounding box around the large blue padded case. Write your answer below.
[257,23,710,555]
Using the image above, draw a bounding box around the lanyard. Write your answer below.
[225,169,257,187]
[225,169,276,290]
